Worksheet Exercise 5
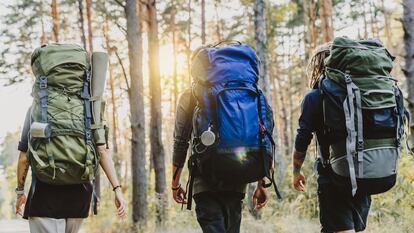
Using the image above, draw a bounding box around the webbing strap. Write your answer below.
[343,75,358,196]
[405,111,413,154]
[28,141,47,168]
[264,130,282,200]
[186,156,196,210]
[38,76,48,123]
[45,143,56,180]
[80,70,95,183]
[81,71,93,143]
[354,87,364,177]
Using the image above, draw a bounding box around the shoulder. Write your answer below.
[302,88,322,105]
[178,89,193,107]
[177,88,195,113]
[178,88,192,101]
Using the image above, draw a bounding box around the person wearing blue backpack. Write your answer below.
[292,38,410,233]
[171,42,281,233]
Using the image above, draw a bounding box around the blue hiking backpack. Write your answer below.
[186,42,281,209]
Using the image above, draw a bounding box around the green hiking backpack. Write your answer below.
[28,44,99,185]
[319,37,410,196]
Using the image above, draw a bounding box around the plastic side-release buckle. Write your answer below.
[357,141,364,151]
[344,70,352,84]
[39,76,48,89]
[259,122,265,134]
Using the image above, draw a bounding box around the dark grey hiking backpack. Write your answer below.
[319,37,411,196]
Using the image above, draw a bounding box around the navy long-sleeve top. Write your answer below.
[294,87,329,156]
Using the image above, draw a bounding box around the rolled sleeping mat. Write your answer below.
[91,52,109,145]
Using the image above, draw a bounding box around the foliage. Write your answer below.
[0,0,412,232]
[0,131,20,168]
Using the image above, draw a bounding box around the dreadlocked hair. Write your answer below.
[306,43,332,88]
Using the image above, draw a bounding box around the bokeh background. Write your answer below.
[0,0,414,232]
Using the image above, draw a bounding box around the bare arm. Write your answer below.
[97,145,126,217]
[17,151,29,190]
[252,178,269,209]
[172,165,186,204]
[15,151,29,216]
[292,150,307,192]
[97,145,121,188]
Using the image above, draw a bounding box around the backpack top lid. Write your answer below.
[325,37,394,79]
[191,44,259,85]
[324,37,396,109]
[31,43,90,78]
[31,43,90,91]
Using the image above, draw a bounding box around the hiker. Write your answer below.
[292,38,409,233]
[14,44,126,233]
[172,42,280,233]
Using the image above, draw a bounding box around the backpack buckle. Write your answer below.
[259,122,265,134]
[39,76,48,89]
[344,75,352,84]
[357,141,364,151]
[344,71,352,84]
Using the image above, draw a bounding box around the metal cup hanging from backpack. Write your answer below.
[200,126,216,146]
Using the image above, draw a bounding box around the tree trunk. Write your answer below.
[403,0,414,148]
[125,0,147,229]
[369,0,379,38]
[214,0,223,41]
[103,18,121,178]
[381,0,392,49]
[146,0,167,226]
[201,0,206,44]
[363,2,369,39]
[319,0,334,42]
[171,0,178,112]
[250,0,271,219]
[40,2,47,44]
[274,73,290,157]
[78,0,87,50]
[86,0,93,53]
[254,0,271,101]
[309,0,317,50]
[51,0,59,42]
[186,0,192,84]
[303,0,310,57]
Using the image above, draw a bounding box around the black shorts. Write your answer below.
[318,172,372,233]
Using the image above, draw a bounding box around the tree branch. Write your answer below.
[113,0,125,8]
[114,48,130,96]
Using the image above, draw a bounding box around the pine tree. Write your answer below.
[201,0,206,44]
[145,0,167,226]
[78,0,87,50]
[319,0,334,42]
[403,0,414,147]
[125,0,148,230]
[51,0,59,42]
[86,0,93,52]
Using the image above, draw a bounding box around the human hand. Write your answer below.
[293,172,306,192]
[15,194,27,216]
[172,184,187,204]
[114,188,127,218]
[252,182,269,210]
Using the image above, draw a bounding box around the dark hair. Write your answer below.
[306,43,332,88]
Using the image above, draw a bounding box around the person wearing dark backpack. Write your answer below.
[171,43,281,233]
[292,38,410,233]
[14,44,126,233]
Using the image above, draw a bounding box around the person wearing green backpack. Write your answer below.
[14,44,126,233]
[292,38,410,233]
